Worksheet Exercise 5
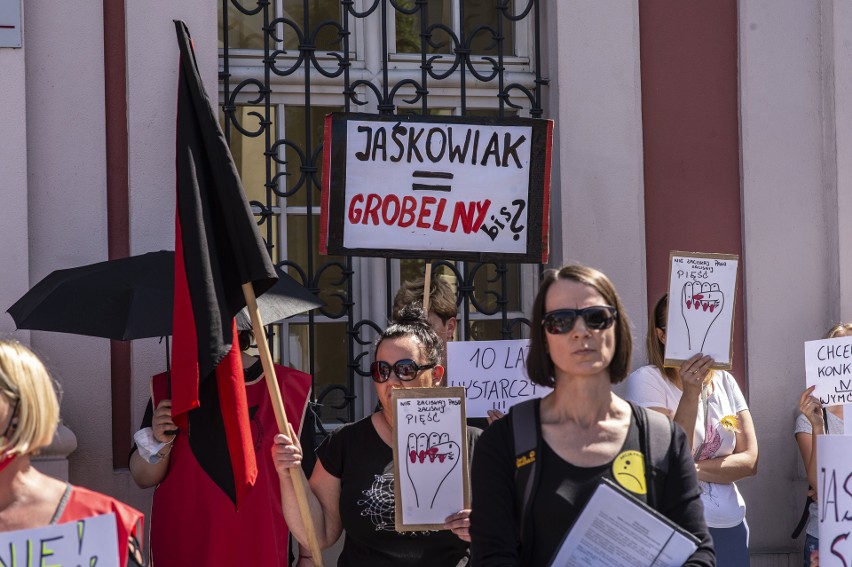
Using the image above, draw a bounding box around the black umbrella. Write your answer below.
[235,267,323,331]
[7,251,322,340]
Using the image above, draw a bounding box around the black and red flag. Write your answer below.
[171,20,277,507]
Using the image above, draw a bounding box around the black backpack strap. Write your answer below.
[630,401,673,508]
[791,497,812,538]
[511,398,541,548]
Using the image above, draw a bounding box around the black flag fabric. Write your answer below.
[171,20,277,506]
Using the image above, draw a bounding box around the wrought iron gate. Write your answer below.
[218,0,547,460]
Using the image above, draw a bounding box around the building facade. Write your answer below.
[3,1,852,563]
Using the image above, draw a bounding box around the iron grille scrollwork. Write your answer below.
[220,0,547,457]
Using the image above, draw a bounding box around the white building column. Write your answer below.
[827,0,852,321]
[545,0,648,366]
[0,1,30,341]
[739,0,832,556]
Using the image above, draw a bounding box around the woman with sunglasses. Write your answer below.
[469,265,714,566]
[272,304,479,566]
[0,340,143,566]
[625,293,757,566]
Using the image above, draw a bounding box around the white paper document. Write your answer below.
[549,480,699,567]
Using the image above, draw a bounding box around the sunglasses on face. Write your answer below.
[541,306,617,334]
[370,359,436,383]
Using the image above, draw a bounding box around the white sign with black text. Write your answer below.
[817,435,852,565]
[320,113,553,263]
[805,335,852,406]
[0,512,120,566]
[447,339,551,418]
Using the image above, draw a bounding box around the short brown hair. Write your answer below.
[526,264,632,387]
[392,276,457,324]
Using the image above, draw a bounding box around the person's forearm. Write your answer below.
[804,431,821,493]
[278,470,335,549]
[129,450,169,488]
[695,451,757,484]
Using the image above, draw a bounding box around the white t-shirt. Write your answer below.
[625,365,749,528]
[794,410,845,538]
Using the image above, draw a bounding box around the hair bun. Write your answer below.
[395,303,428,325]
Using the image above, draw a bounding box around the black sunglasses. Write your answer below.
[370,359,436,383]
[542,306,617,334]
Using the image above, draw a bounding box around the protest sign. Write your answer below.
[817,435,852,565]
[392,387,469,531]
[0,512,120,567]
[805,335,852,406]
[446,339,551,417]
[664,251,739,369]
[320,113,553,263]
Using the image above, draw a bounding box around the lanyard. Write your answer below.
[692,383,712,462]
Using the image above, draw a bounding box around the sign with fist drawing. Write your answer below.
[664,251,739,369]
[392,387,470,531]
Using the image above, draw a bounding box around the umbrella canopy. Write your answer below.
[7,252,322,340]
[235,267,323,331]
[8,251,173,340]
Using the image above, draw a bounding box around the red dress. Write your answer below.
[57,485,144,567]
[149,365,311,567]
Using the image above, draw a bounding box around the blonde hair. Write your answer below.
[0,341,60,456]
[392,276,458,324]
[825,323,852,339]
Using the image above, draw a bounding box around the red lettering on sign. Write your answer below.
[433,198,449,232]
[363,194,382,225]
[417,196,437,229]
[348,193,365,224]
[451,202,477,234]
[472,199,491,232]
[399,196,417,228]
[382,195,400,225]
[347,194,491,236]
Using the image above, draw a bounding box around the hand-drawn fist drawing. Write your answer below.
[405,432,460,509]
[681,281,724,350]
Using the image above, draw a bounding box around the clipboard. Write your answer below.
[548,478,699,567]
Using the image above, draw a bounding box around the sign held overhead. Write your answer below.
[320,113,553,263]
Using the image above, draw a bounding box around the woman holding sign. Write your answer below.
[272,305,479,566]
[625,294,758,567]
[794,323,852,567]
[469,265,714,566]
[0,340,143,566]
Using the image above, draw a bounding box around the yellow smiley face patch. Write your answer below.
[612,450,647,495]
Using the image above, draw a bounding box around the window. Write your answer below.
[219,0,545,429]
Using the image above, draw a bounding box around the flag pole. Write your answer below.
[423,260,432,313]
[242,283,324,567]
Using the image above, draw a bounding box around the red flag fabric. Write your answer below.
[171,20,277,507]
[149,365,313,566]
